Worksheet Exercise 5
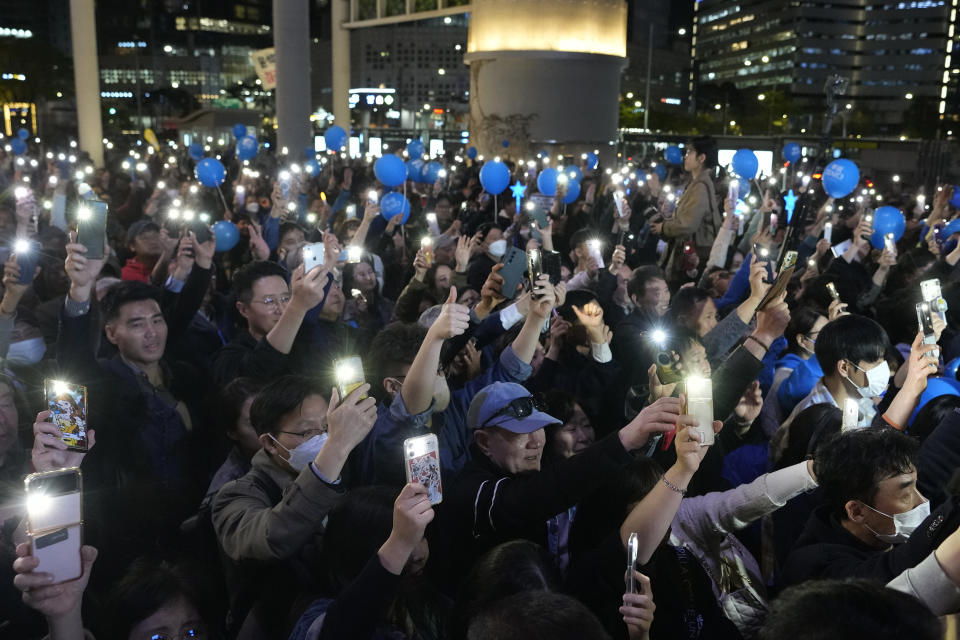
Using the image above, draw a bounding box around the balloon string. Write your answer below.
[494,194,498,223]
[215,185,230,219]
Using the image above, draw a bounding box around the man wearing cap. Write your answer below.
[121,219,165,283]
[432,381,686,587]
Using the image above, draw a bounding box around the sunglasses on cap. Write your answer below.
[481,395,545,429]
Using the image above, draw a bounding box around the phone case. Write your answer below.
[842,398,859,431]
[15,240,39,284]
[25,468,83,584]
[302,243,325,274]
[45,380,88,452]
[826,282,840,301]
[77,201,107,259]
[190,221,212,244]
[404,433,442,505]
[683,376,714,446]
[334,356,366,399]
[527,249,544,293]
[498,247,527,301]
[823,222,833,244]
[542,251,562,285]
[626,532,639,594]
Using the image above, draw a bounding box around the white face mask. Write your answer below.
[847,360,890,399]
[6,337,45,367]
[246,202,260,214]
[488,239,507,258]
[861,498,930,544]
[269,433,328,472]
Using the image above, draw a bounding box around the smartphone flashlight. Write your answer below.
[347,245,363,262]
[807,258,816,268]
[368,189,378,203]
[76,206,91,222]
[650,329,667,347]
[199,213,210,223]
[14,238,30,254]
[157,180,166,190]
[236,185,245,194]
[14,186,29,200]
[279,170,291,182]
[306,212,317,224]
[438,169,447,178]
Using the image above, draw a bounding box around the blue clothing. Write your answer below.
[332,189,351,216]
[777,356,824,416]
[758,336,787,396]
[256,210,280,251]
[355,346,532,486]
[714,254,754,313]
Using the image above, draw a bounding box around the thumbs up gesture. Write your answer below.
[427,286,471,341]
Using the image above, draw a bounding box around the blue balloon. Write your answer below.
[501,139,510,148]
[479,160,510,194]
[324,125,348,152]
[654,165,667,181]
[562,179,581,204]
[194,157,225,187]
[305,146,316,159]
[466,146,478,160]
[821,158,860,199]
[16,128,29,140]
[424,161,443,183]
[405,160,424,183]
[562,165,582,183]
[374,154,407,187]
[232,123,247,139]
[380,191,411,224]
[738,178,752,199]
[870,206,906,249]
[537,168,559,196]
[406,139,425,159]
[665,146,683,165]
[536,149,550,159]
[585,152,599,170]
[237,136,258,161]
[732,148,759,179]
[10,138,26,155]
[950,185,960,209]
[783,142,802,164]
[188,142,204,160]
[212,220,239,252]
[946,358,960,381]
[305,159,320,177]
[909,377,960,426]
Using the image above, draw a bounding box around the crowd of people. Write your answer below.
[1,132,960,639]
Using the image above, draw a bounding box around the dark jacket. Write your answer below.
[781,499,960,587]
[211,330,291,386]
[611,307,661,391]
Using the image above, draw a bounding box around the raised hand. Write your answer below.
[31,410,95,473]
[674,410,723,474]
[428,286,470,341]
[621,570,655,640]
[325,383,378,454]
[13,542,97,619]
[619,396,682,451]
[64,238,106,303]
[572,300,606,344]
[289,263,328,312]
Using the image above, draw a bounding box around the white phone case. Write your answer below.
[302,242,325,274]
[26,469,83,584]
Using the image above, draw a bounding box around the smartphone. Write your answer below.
[426,213,441,236]
[587,239,605,269]
[190,221,212,244]
[921,278,943,303]
[526,201,549,230]
[302,242,325,274]
[614,191,626,218]
[842,397,859,431]
[345,204,358,220]
[884,233,897,256]
[498,247,527,301]
[917,302,939,358]
[44,379,88,452]
[656,350,682,385]
[367,189,379,205]
[626,532,639,594]
[76,200,107,259]
[527,249,545,296]
[826,282,840,301]
[770,213,779,233]
[542,250,562,285]
[830,239,852,258]
[421,237,433,266]
[753,243,770,262]
[25,468,83,585]
[727,180,740,204]
[13,238,39,284]
[404,433,442,505]
[235,185,246,207]
[683,375,714,446]
[823,221,833,244]
[334,356,366,400]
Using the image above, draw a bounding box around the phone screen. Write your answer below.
[14,239,39,284]
[334,356,366,400]
[498,247,526,301]
[77,201,107,259]
[404,434,443,505]
[44,380,88,452]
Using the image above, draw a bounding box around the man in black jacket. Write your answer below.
[782,426,960,587]
[432,381,687,590]
[611,265,671,391]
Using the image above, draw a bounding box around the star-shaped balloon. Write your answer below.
[511,181,526,213]
[784,188,798,223]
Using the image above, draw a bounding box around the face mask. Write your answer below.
[246,202,260,214]
[6,337,45,367]
[799,337,816,356]
[488,239,507,258]
[847,361,890,399]
[861,499,930,544]
[269,433,328,472]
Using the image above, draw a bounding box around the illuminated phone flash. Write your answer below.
[525,202,535,211]
[199,213,210,223]
[182,209,195,221]
[14,239,30,253]
[760,247,770,257]
[135,162,147,173]
[76,206,91,221]
[236,185,245,194]
[189,185,198,194]
[14,186,28,200]
[348,246,363,262]
[286,202,297,212]
[367,190,378,202]
[168,209,181,221]
[588,239,601,250]
[306,212,317,224]
[335,362,355,382]
[291,163,301,174]
[421,237,433,248]
[650,329,667,346]
[426,212,438,222]
[808,258,816,267]
[26,491,52,517]
[279,170,291,182]
[438,169,447,178]
[351,288,362,298]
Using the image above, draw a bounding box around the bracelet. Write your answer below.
[660,475,687,496]
[746,335,771,351]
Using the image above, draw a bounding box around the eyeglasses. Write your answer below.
[147,629,205,640]
[249,294,291,308]
[481,396,545,428]
[277,426,326,439]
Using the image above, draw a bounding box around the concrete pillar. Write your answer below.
[69,0,104,167]
[273,0,312,154]
[330,0,351,131]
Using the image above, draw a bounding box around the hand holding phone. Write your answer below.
[76,201,107,259]
[404,433,442,505]
[45,380,89,452]
[302,242,326,274]
[683,376,714,446]
[24,468,84,584]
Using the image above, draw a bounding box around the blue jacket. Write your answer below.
[777,355,824,416]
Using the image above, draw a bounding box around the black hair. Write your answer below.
[759,579,940,640]
[100,280,163,324]
[784,305,827,356]
[540,391,591,466]
[774,403,842,471]
[278,221,306,243]
[231,260,289,303]
[450,540,561,640]
[466,591,611,640]
[569,228,597,253]
[814,314,890,378]
[342,256,378,295]
[102,558,211,640]
[665,287,712,332]
[248,375,328,436]
[687,136,719,169]
[319,485,396,591]
[216,377,266,436]
[910,395,960,443]
[627,265,666,304]
[366,322,428,401]
[475,223,502,243]
[814,427,919,520]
